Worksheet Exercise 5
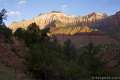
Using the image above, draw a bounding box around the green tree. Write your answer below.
[27,23,40,33]
[0,26,12,42]
[14,28,26,39]
[63,39,77,61]
[25,41,64,80]
[0,9,12,42]
[24,23,41,45]
[0,8,7,25]
[78,42,105,77]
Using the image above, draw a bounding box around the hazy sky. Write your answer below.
[0,0,120,25]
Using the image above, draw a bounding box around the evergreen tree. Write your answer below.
[78,42,105,77]
[14,28,26,39]
[63,39,77,61]
[0,9,7,25]
[0,25,12,42]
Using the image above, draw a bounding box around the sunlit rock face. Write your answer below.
[9,11,107,32]
[10,19,33,31]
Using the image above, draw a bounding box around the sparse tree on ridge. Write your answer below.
[0,8,7,26]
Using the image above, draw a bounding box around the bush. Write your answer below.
[14,28,26,39]
[0,26,12,42]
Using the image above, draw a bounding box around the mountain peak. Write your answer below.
[88,12,107,17]
[50,11,63,13]
[116,11,120,15]
[9,11,107,31]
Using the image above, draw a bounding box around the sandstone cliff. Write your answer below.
[94,11,120,40]
[9,11,107,33]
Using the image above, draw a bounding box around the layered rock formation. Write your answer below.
[95,11,120,40]
[9,11,120,44]
[49,26,94,35]
[9,11,107,32]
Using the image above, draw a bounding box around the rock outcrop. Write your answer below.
[94,11,120,40]
[9,11,107,32]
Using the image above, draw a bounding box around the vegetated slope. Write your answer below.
[0,28,29,80]
[0,24,120,80]
[52,31,118,47]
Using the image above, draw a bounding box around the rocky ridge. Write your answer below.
[9,11,107,33]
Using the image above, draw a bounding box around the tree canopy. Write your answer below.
[0,9,7,25]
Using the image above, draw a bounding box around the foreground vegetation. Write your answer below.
[0,23,120,80]
[12,23,120,80]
